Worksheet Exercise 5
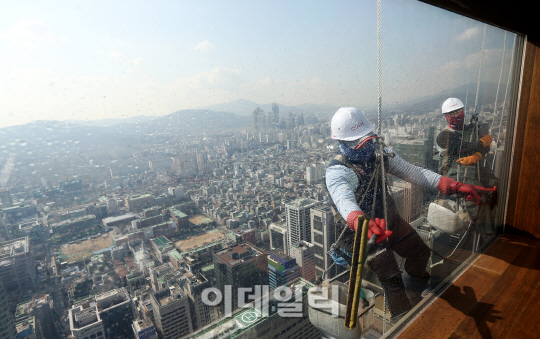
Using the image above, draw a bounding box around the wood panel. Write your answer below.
[472,234,533,274]
[397,266,499,339]
[451,242,540,338]
[512,42,540,239]
[396,235,540,339]
[504,41,536,233]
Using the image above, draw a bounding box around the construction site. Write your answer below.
[0,237,36,299]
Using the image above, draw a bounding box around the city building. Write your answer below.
[285,198,321,251]
[213,243,269,312]
[0,237,36,298]
[289,241,316,282]
[14,294,56,339]
[102,213,137,228]
[0,279,17,339]
[68,288,134,339]
[269,223,288,253]
[168,186,185,199]
[126,194,155,212]
[392,180,425,223]
[15,317,35,339]
[305,163,325,185]
[69,304,105,339]
[151,284,193,339]
[151,236,174,264]
[268,251,301,290]
[132,318,158,339]
[310,204,337,279]
[169,207,189,231]
[182,273,220,330]
[393,138,432,169]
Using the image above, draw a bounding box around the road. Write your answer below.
[0,155,15,188]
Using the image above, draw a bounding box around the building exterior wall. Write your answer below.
[310,204,336,279]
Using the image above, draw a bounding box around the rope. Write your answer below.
[485,31,506,168]
[377,0,382,136]
[463,23,487,183]
[492,34,517,171]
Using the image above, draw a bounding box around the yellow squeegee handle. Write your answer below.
[345,215,371,329]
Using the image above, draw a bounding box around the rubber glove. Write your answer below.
[457,152,482,166]
[438,176,497,205]
[369,218,392,244]
[347,211,392,243]
[479,135,493,148]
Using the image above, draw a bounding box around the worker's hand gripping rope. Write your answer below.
[347,211,392,244]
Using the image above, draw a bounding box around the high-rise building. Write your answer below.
[182,273,220,330]
[95,289,134,339]
[270,103,280,128]
[213,243,269,312]
[305,163,325,185]
[0,237,36,298]
[289,241,316,282]
[252,107,264,131]
[69,288,133,339]
[172,152,198,178]
[310,204,337,279]
[186,279,321,339]
[269,223,288,253]
[151,284,193,339]
[0,280,17,339]
[285,198,321,252]
[14,294,56,339]
[268,251,301,290]
[393,138,431,168]
[0,189,12,208]
[393,180,424,223]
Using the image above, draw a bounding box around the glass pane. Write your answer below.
[0,1,521,339]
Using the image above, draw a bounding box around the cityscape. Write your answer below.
[0,96,510,339]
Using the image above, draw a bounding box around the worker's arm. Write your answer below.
[388,149,442,192]
[326,164,362,229]
[436,129,491,157]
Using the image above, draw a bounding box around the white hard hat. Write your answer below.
[331,107,374,141]
[442,98,464,114]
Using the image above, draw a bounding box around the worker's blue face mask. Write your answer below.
[339,138,375,164]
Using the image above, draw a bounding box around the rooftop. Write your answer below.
[102,213,136,224]
[151,236,170,247]
[0,237,30,259]
[189,279,313,339]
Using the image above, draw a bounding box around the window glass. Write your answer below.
[0,1,520,339]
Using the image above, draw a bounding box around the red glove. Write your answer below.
[347,211,392,244]
[438,177,497,205]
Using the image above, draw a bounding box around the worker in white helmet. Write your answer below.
[326,107,496,319]
[437,98,495,185]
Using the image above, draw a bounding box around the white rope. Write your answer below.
[485,31,506,168]
[463,23,487,182]
[377,0,382,136]
[376,0,387,334]
[492,34,517,171]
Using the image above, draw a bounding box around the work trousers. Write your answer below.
[366,199,431,318]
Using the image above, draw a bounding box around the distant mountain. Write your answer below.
[387,82,508,115]
[0,109,250,154]
[199,99,339,117]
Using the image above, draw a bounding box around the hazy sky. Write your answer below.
[0,0,515,128]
